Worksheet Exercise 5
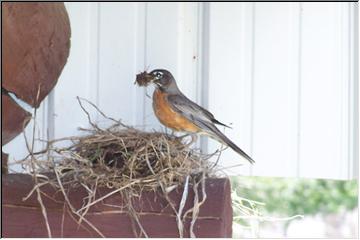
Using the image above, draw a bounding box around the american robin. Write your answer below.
[139,69,254,164]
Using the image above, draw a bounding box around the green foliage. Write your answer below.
[231,176,358,218]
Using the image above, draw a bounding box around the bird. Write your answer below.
[139,69,254,164]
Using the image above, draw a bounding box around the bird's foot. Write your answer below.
[189,134,198,145]
[180,133,197,147]
[174,133,198,147]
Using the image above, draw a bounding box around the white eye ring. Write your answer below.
[155,71,163,79]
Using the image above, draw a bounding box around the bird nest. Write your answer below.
[43,122,212,193]
[20,97,218,237]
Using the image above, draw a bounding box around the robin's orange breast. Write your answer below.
[153,89,200,133]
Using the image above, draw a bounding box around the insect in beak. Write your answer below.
[134,71,162,87]
[135,71,156,86]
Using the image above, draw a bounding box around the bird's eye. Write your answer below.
[154,71,163,79]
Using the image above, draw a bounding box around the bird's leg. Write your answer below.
[177,133,190,139]
[189,133,198,145]
[181,133,197,147]
[175,133,197,146]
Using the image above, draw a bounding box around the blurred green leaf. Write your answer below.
[231,176,358,222]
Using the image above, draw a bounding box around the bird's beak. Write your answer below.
[148,76,157,83]
[148,74,161,85]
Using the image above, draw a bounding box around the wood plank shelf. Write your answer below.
[2,174,232,237]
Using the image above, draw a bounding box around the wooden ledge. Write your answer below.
[2,173,232,237]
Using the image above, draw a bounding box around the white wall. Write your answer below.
[4,2,358,180]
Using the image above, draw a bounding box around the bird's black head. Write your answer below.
[149,69,176,90]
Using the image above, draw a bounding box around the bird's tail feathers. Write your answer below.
[205,125,255,164]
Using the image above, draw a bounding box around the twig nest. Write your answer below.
[41,123,213,192]
[20,98,219,238]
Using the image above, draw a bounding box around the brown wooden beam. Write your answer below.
[2,173,232,237]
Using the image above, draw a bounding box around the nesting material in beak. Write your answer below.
[135,71,155,87]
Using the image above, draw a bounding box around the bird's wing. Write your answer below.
[167,94,231,128]
[167,94,254,163]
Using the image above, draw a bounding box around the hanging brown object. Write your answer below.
[2,2,71,107]
[2,152,9,174]
[1,93,31,145]
[2,2,71,172]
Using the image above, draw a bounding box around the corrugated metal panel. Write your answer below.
[4,2,358,179]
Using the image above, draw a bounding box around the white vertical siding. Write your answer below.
[3,2,358,179]
[207,3,254,176]
[54,3,98,139]
[250,3,300,177]
[97,3,138,125]
[299,3,355,179]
